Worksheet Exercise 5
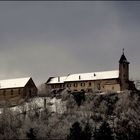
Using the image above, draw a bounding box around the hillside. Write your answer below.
[0,90,140,139]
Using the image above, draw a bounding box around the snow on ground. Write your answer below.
[0,97,67,115]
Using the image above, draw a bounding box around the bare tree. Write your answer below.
[134,80,140,90]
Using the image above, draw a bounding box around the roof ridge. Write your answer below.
[0,77,31,81]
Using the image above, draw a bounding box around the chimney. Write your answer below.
[79,75,81,80]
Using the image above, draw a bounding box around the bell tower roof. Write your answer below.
[119,49,129,64]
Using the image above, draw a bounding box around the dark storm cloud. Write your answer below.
[0,1,140,85]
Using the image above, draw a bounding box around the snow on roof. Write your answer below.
[48,76,67,84]
[65,70,119,82]
[0,77,31,89]
[47,70,119,84]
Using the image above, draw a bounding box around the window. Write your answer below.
[11,89,13,95]
[81,83,85,87]
[66,84,70,87]
[3,90,5,96]
[89,82,91,86]
[74,83,77,87]
[18,89,20,94]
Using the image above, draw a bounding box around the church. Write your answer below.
[46,51,134,93]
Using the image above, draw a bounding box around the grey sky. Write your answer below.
[0,1,140,85]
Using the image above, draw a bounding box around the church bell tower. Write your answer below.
[119,49,130,90]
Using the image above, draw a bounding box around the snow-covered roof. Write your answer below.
[65,70,119,82]
[47,70,119,84]
[48,76,67,84]
[0,77,31,89]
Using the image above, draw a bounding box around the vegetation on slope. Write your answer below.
[0,90,140,139]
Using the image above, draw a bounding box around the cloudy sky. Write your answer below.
[0,1,140,85]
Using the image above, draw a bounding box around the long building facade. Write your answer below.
[46,52,132,93]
